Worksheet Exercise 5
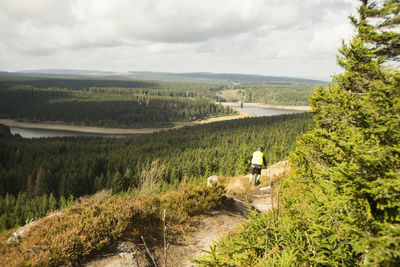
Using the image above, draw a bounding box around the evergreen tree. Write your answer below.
[351,0,400,60]
[291,0,400,264]
[194,1,400,265]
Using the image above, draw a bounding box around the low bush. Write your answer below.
[0,184,225,266]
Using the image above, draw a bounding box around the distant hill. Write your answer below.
[19,69,114,75]
[158,72,325,84]
[9,69,327,85]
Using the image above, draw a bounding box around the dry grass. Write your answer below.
[0,184,225,266]
[224,176,254,202]
[222,161,292,204]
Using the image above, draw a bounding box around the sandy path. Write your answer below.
[0,112,254,135]
[159,208,248,267]
[82,193,272,267]
[82,198,252,267]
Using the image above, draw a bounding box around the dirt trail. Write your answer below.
[83,196,268,267]
[83,162,287,266]
[164,205,249,267]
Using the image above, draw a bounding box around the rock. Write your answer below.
[207,176,220,187]
[6,211,63,245]
[258,186,271,192]
[7,232,21,245]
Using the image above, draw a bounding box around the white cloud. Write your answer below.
[0,0,358,78]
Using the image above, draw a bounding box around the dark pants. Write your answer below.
[251,164,262,175]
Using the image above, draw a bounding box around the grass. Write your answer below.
[0,184,225,266]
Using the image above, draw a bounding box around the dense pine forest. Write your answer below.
[196,0,400,265]
[0,79,232,128]
[0,113,312,231]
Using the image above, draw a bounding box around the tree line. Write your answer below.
[0,85,232,128]
[232,82,319,105]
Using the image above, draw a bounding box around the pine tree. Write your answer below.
[26,175,34,199]
[292,0,400,264]
[351,0,400,60]
[111,171,123,194]
[33,167,44,198]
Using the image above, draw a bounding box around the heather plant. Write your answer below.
[0,184,225,266]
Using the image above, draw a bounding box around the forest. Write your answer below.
[0,81,232,128]
[0,112,312,232]
[234,82,317,105]
[217,81,320,106]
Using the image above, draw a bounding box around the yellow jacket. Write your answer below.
[251,151,265,166]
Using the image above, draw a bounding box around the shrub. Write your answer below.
[0,184,225,266]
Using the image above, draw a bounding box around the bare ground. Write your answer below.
[158,207,249,267]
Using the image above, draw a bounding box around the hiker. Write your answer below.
[249,146,267,185]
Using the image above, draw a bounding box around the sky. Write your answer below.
[0,0,359,80]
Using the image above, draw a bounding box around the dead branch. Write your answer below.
[141,235,158,267]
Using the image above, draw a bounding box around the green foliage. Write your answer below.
[0,193,74,232]
[290,36,400,264]
[192,210,304,266]
[194,1,400,265]
[0,84,232,128]
[0,123,15,138]
[230,82,320,106]
[351,0,400,60]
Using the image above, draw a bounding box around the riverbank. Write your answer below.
[0,112,255,135]
[221,102,311,111]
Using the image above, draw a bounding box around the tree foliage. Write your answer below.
[351,0,400,60]
[195,1,400,265]
[220,81,320,106]
[0,84,232,128]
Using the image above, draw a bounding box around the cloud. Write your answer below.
[0,0,358,77]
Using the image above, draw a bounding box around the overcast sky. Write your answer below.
[0,0,359,80]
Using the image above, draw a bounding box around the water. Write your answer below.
[231,106,303,117]
[9,107,304,138]
[9,126,130,138]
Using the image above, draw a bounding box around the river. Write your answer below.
[230,106,303,117]
[8,107,305,138]
[9,126,130,138]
